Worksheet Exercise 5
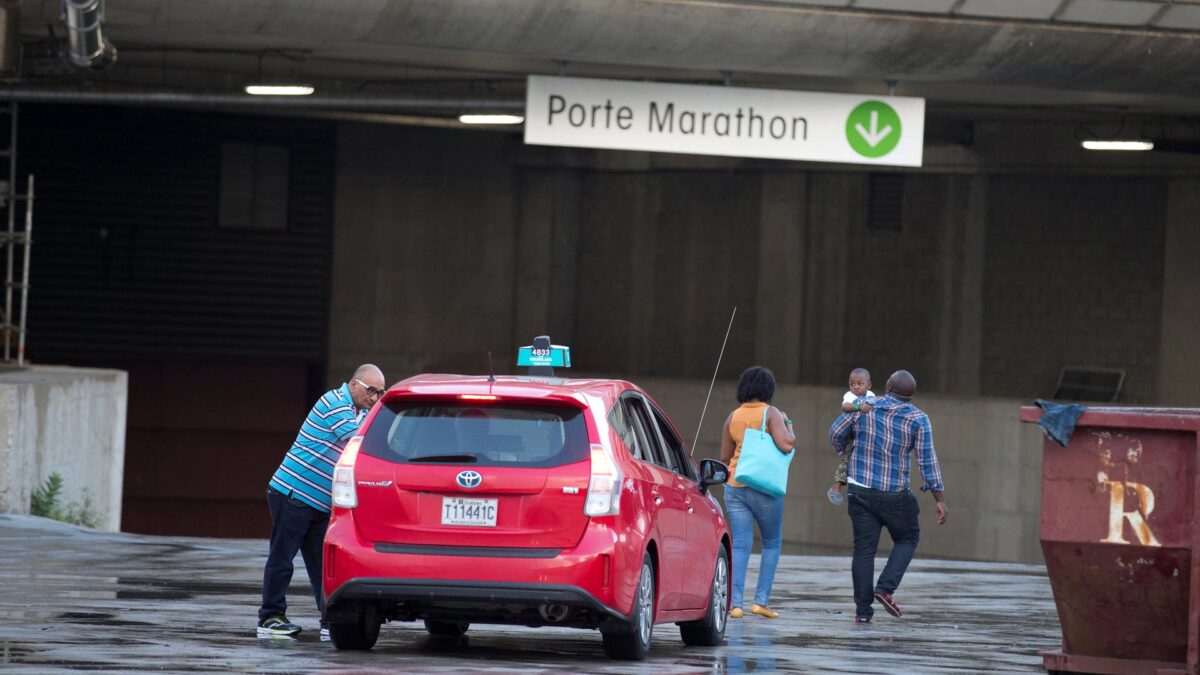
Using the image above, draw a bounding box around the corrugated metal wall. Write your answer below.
[17,104,336,536]
[19,104,333,363]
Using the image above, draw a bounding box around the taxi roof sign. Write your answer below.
[517,344,571,368]
[518,336,570,377]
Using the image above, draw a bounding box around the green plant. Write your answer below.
[64,489,100,528]
[30,472,64,519]
[30,473,100,528]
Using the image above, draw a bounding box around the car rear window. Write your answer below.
[361,401,590,468]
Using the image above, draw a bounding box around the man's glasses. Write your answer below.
[353,379,385,398]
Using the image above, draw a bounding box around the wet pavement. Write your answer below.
[0,514,1060,673]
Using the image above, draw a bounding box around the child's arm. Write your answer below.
[840,399,873,413]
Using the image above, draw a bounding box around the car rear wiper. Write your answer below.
[409,454,478,463]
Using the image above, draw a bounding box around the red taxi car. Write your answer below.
[321,366,731,660]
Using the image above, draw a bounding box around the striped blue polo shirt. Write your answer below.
[268,383,367,513]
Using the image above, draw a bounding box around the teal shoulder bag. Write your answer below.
[733,407,794,497]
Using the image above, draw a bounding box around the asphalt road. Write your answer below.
[0,514,1060,673]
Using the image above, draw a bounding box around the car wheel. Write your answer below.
[679,546,729,646]
[328,604,381,650]
[423,620,469,637]
[601,552,654,660]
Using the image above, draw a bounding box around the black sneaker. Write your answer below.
[257,616,302,637]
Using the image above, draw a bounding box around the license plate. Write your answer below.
[441,497,498,527]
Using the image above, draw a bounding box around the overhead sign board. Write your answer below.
[524,76,924,167]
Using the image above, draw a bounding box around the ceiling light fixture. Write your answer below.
[459,114,525,125]
[244,84,315,96]
[1080,139,1154,151]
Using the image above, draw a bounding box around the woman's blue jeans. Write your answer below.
[725,484,784,608]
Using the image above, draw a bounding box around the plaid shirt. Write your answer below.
[828,393,944,493]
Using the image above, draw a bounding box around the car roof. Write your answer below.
[389,373,639,407]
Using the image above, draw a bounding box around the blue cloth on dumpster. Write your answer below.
[1034,399,1087,447]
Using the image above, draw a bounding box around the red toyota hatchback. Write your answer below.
[321,368,731,660]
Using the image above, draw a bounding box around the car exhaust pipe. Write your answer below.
[538,604,570,623]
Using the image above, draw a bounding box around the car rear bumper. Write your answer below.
[325,578,627,624]
[322,513,640,627]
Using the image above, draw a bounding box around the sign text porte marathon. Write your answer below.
[524,76,924,167]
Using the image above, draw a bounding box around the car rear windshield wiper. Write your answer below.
[409,454,478,463]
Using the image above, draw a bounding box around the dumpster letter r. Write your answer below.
[1097,471,1161,547]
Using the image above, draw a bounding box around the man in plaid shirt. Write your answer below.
[828,370,948,623]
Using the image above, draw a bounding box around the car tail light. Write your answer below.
[584,442,623,516]
[332,436,363,509]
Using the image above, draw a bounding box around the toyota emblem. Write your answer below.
[456,470,483,489]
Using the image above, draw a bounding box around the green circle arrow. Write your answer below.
[846,101,902,158]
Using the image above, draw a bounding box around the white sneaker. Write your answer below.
[320,627,330,642]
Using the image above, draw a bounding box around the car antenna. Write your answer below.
[487,351,496,383]
[692,306,737,454]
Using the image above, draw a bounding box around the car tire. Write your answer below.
[601,552,654,661]
[423,620,469,637]
[328,604,381,651]
[679,546,729,646]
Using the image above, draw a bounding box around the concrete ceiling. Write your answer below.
[10,0,1200,121]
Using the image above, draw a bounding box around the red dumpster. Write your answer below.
[1020,406,1200,675]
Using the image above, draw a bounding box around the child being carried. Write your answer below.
[828,367,874,506]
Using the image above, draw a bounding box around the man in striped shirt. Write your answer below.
[828,370,947,624]
[257,364,386,638]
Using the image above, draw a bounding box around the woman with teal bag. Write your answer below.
[720,366,795,619]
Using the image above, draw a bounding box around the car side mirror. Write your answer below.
[698,459,730,495]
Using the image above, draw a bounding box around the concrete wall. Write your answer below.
[983,175,1166,403]
[633,376,1047,564]
[1159,178,1200,406]
[328,124,519,383]
[330,120,1191,406]
[0,366,127,531]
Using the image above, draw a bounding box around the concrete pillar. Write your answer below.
[1158,179,1200,406]
[513,169,581,348]
[932,175,986,395]
[802,173,865,385]
[756,173,807,383]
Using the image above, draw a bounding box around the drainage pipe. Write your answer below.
[0,0,18,74]
[62,0,117,67]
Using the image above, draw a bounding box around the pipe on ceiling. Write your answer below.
[0,87,524,113]
[61,0,117,68]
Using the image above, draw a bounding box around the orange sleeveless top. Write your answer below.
[727,402,770,488]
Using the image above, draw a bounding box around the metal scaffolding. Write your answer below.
[1,101,33,367]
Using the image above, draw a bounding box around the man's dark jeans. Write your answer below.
[259,487,329,624]
[846,485,920,619]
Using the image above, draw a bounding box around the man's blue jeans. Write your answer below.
[259,487,329,624]
[725,484,784,608]
[846,485,920,619]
